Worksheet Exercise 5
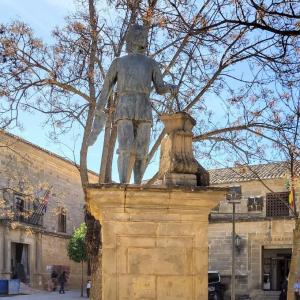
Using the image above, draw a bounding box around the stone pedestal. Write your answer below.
[159,112,209,186]
[87,184,226,300]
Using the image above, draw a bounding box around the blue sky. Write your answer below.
[0,0,160,181]
[0,0,74,38]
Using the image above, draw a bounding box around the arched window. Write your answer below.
[57,207,67,233]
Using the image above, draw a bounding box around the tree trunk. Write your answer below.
[99,119,111,183]
[288,218,300,300]
[85,209,101,300]
[99,95,113,183]
[104,124,117,183]
[85,0,102,297]
[90,250,102,300]
[81,260,84,297]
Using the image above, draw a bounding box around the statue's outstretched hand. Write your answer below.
[168,84,179,97]
[88,110,106,146]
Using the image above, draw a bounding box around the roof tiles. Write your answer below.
[209,161,300,184]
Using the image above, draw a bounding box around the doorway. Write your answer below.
[262,248,291,291]
[11,243,29,283]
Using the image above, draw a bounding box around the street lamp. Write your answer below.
[227,189,241,300]
[235,234,242,253]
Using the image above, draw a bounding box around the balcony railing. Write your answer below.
[0,208,44,226]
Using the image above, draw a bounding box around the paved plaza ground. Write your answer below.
[0,290,87,299]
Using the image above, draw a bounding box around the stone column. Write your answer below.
[2,227,11,278]
[0,227,3,273]
[33,232,43,288]
[87,185,226,300]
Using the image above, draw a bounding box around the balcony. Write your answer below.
[0,207,44,227]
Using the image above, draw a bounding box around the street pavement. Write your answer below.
[0,290,87,299]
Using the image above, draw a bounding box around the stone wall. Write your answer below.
[214,178,300,215]
[0,131,97,235]
[209,219,294,297]
[88,184,226,300]
[208,177,298,297]
[0,131,95,289]
[41,233,88,289]
[0,225,88,289]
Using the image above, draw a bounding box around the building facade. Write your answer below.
[2,129,299,297]
[208,163,300,299]
[0,131,96,289]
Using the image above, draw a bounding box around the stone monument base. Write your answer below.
[87,184,226,300]
[163,173,197,186]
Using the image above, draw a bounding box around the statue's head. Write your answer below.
[126,24,148,54]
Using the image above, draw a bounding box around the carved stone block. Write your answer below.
[164,173,197,186]
[87,184,226,300]
[159,112,209,186]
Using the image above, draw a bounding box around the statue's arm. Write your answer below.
[152,60,178,96]
[96,58,118,111]
[88,59,118,146]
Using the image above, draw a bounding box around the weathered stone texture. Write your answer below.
[209,177,297,298]
[41,234,88,288]
[159,112,209,186]
[208,219,294,296]
[0,131,96,289]
[215,178,298,215]
[87,184,226,300]
[0,131,97,234]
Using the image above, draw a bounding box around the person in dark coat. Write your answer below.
[51,270,58,291]
[58,271,67,294]
[279,277,288,300]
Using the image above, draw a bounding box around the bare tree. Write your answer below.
[1,0,300,298]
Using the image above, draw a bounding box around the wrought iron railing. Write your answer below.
[0,204,46,226]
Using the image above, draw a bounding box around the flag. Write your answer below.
[289,189,294,208]
[42,188,51,213]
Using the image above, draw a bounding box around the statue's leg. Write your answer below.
[117,120,134,183]
[133,122,151,184]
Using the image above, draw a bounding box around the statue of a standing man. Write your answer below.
[88,24,178,184]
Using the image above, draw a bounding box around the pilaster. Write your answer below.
[0,227,4,273]
[2,226,11,278]
[33,232,43,287]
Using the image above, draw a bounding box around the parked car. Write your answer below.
[208,271,225,300]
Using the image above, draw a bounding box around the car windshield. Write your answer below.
[208,272,219,283]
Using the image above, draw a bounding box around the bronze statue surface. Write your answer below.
[89,24,177,184]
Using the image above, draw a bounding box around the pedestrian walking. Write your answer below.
[51,270,58,291]
[86,279,91,298]
[294,277,300,300]
[279,276,287,300]
[58,271,67,294]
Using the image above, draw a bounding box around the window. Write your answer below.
[11,193,43,226]
[226,186,242,200]
[15,196,25,212]
[14,193,26,222]
[58,207,67,233]
[248,196,263,211]
[266,192,289,217]
[2,189,10,206]
[1,190,12,220]
[14,193,30,212]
